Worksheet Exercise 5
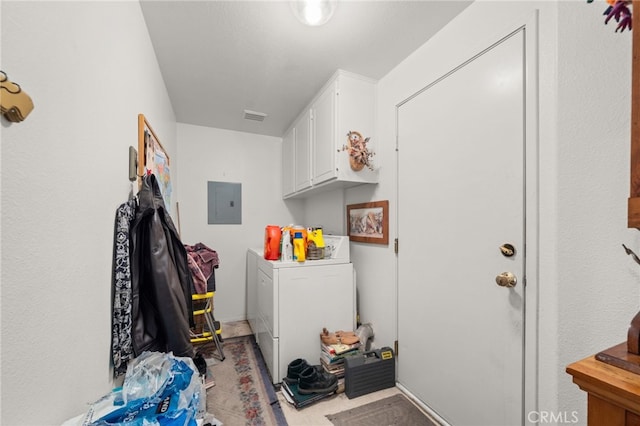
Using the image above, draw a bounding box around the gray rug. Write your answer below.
[326,394,437,426]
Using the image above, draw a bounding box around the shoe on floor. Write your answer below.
[193,352,207,377]
[284,358,327,384]
[298,365,338,394]
[284,358,308,384]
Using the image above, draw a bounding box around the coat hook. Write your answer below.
[622,244,640,266]
[0,70,34,122]
[129,146,138,182]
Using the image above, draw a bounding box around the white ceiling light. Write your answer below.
[290,0,337,26]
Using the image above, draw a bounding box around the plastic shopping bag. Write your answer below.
[77,352,201,426]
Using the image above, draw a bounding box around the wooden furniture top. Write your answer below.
[567,353,640,415]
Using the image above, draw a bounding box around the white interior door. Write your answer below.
[397,29,526,426]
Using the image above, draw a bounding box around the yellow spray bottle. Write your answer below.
[307,227,325,259]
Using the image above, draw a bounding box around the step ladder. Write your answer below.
[190,292,225,361]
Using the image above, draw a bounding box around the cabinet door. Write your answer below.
[312,81,337,184]
[282,127,295,197]
[294,110,312,192]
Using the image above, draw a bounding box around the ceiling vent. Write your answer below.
[243,109,267,122]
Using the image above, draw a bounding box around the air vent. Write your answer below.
[243,109,268,122]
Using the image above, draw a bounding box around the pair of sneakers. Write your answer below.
[284,358,338,395]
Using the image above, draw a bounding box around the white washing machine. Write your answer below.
[247,236,356,384]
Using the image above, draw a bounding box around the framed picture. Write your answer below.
[138,114,172,211]
[346,200,389,245]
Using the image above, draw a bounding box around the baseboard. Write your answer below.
[395,383,448,426]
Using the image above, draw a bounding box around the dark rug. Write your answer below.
[326,393,437,426]
[198,335,287,426]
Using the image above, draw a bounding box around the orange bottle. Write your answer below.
[264,225,281,260]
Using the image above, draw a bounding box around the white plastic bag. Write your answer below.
[67,352,201,426]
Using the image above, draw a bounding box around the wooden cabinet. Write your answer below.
[282,70,378,199]
[567,349,640,425]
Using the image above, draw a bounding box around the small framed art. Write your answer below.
[346,200,389,245]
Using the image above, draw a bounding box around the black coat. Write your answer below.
[130,174,194,358]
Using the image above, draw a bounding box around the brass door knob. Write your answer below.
[496,272,517,288]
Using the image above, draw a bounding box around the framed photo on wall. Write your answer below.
[346,200,389,245]
[138,114,172,211]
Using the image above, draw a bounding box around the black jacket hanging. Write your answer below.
[129,174,194,358]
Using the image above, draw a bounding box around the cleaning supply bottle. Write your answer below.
[293,231,306,262]
[306,226,325,259]
[264,225,281,260]
[281,229,293,262]
[292,225,307,249]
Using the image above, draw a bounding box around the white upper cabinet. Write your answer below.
[283,70,378,199]
[282,127,295,197]
[293,108,312,193]
[312,79,337,184]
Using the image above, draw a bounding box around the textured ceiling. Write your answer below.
[140,1,473,137]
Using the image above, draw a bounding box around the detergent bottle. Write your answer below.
[293,232,306,262]
[292,226,307,247]
[281,229,293,262]
[263,225,281,260]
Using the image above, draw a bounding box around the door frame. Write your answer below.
[394,12,539,426]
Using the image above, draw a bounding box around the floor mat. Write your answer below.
[326,393,437,426]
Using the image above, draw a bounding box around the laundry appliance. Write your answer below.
[246,235,356,384]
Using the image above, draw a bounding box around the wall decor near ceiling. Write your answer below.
[346,200,389,245]
[341,131,375,171]
[138,114,172,211]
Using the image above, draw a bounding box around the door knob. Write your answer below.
[496,272,517,288]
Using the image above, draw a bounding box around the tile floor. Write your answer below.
[219,321,424,425]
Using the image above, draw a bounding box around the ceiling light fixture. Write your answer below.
[290,0,337,26]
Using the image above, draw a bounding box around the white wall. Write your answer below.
[1,2,178,424]
[352,0,560,360]
[556,0,639,419]
[304,189,346,236]
[176,123,304,322]
[2,1,638,424]
[348,0,639,424]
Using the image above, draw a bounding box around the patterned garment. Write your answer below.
[111,199,137,377]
